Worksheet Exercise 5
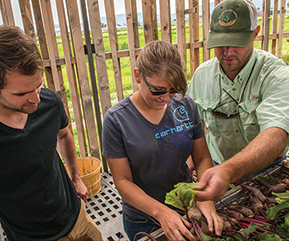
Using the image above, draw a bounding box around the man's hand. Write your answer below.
[72,177,88,202]
[193,165,231,201]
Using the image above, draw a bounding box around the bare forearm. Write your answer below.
[116,179,168,219]
[57,128,80,180]
[224,127,287,183]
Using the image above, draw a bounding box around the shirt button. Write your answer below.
[235,130,239,133]
[240,79,243,81]
[233,110,237,113]
[232,88,236,91]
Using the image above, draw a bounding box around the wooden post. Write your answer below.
[81,0,108,171]
[159,0,171,43]
[39,0,72,133]
[142,0,158,44]
[31,0,55,92]
[87,0,112,118]
[105,0,124,102]
[202,0,210,61]
[125,0,138,92]
[262,0,270,51]
[65,0,100,159]
[189,0,199,77]
[176,0,187,76]
[131,0,140,48]
[18,0,35,41]
[56,0,88,157]
[0,0,15,25]
[277,0,285,58]
[270,0,278,55]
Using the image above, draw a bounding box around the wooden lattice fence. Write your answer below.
[1,0,288,171]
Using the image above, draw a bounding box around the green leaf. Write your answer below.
[259,232,282,241]
[266,200,289,220]
[240,223,259,237]
[257,176,275,185]
[164,182,198,211]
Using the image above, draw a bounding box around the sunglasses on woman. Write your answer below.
[140,73,177,96]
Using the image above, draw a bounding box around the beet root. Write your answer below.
[188,203,202,223]
[224,209,244,221]
[229,205,254,218]
[241,184,267,203]
[249,194,264,214]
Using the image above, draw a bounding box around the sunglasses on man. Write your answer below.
[140,73,177,96]
[212,88,249,119]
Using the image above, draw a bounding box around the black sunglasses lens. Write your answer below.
[151,91,167,96]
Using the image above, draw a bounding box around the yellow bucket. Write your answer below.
[77,157,102,198]
[64,157,102,198]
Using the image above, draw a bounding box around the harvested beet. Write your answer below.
[229,205,254,218]
[188,203,202,223]
[224,209,244,221]
[241,184,267,203]
[249,194,264,214]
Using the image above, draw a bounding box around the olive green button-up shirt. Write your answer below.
[187,49,289,164]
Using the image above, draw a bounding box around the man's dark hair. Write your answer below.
[0,25,43,89]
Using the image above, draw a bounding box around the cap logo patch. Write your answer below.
[218,10,237,27]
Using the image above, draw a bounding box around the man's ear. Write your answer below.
[134,68,141,83]
[253,26,261,38]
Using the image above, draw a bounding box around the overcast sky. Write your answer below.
[1,0,270,29]
[1,0,190,29]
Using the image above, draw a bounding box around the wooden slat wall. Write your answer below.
[176,0,187,75]
[270,0,279,55]
[1,0,289,171]
[277,0,286,58]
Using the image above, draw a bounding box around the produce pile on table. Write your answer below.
[136,160,289,241]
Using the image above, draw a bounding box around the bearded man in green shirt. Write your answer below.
[187,0,289,201]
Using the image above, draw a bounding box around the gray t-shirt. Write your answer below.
[102,94,204,219]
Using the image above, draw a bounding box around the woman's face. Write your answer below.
[138,71,176,110]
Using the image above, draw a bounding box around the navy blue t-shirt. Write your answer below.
[102,94,204,219]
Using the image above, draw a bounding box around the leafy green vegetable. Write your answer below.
[257,176,275,185]
[164,182,198,211]
[266,200,289,220]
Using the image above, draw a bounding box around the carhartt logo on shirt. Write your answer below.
[251,95,260,100]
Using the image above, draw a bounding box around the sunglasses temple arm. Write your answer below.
[222,88,250,114]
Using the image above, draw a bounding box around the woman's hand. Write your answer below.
[157,207,196,241]
[197,201,223,236]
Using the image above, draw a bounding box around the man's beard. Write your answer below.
[0,94,38,114]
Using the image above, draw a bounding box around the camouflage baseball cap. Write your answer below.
[207,0,258,49]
